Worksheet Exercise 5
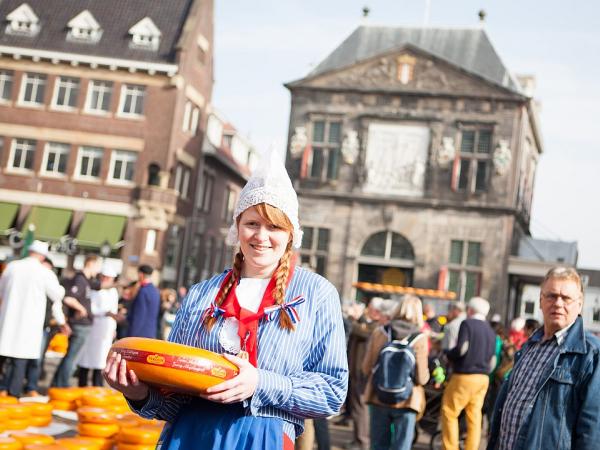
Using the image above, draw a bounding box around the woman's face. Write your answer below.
[238,206,291,278]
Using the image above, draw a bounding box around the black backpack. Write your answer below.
[372,330,423,404]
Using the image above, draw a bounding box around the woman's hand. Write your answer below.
[203,354,258,404]
[103,351,149,402]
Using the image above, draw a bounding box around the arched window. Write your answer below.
[147,163,160,186]
[361,231,414,261]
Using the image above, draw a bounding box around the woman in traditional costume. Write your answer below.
[104,151,348,449]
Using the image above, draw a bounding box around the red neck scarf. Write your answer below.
[213,261,295,366]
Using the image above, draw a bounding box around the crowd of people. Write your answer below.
[0,243,184,397]
[0,149,598,450]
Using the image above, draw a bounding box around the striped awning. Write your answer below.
[352,281,457,300]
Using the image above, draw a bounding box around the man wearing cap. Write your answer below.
[441,296,496,450]
[51,254,100,387]
[488,267,600,450]
[126,265,160,338]
[0,241,67,396]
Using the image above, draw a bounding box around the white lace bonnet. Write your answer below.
[225,149,303,248]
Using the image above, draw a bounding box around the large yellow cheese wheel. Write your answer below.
[48,388,82,402]
[116,426,160,445]
[9,434,54,446]
[77,408,116,425]
[55,438,102,450]
[116,444,154,450]
[73,438,113,450]
[2,404,31,419]
[0,407,10,420]
[28,416,52,428]
[77,423,120,439]
[23,445,66,450]
[24,403,53,417]
[0,396,19,405]
[0,437,23,450]
[110,337,239,394]
[5,418,29,430]
[49,400,76,411]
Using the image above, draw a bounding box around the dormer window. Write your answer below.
[5,3,40,36]
[129,17,161,51]
[67,10,102,43]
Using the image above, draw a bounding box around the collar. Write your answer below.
[530,316,586,353]
[471,313,487,321]
[140,279,152,287]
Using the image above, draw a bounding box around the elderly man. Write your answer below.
[0,241,67,396]
[442,301,467,351]
[488,267,600,450]
[442,296,496,450]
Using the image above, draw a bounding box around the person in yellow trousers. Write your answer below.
[441,297,496,450]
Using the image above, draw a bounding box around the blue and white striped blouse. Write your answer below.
[131,266,349,438]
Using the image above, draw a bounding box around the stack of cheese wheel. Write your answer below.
[79,390,127,415]
[47,333,68,355]
[0,437,23,450]
[23,402,53,428]
[76,407,118,450]
[9,434,54,447]
[115,424,162,450]
[110,338,239,394]
[2,403,33,431]
[48,388,83,411]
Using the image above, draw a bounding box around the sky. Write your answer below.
[212,0,600,269]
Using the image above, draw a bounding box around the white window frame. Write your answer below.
[117,84,145,118]
[181,167,190,199]
[41,142,70,177]
[0,70,14,103]
[18,72,46,107]
[84,80,113,114]
[144,229,157,254]
[51,76,80,110]
[75,146,103,180]
[108,150,137,185]
[8,138,36,172]
[190,106,200,134]
[182,101,192,132]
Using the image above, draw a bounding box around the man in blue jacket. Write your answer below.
[488,267,600,450]
[127,265,160,338]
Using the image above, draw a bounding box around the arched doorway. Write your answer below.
[356,231,415,300]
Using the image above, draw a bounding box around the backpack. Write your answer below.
[372,330,423,404]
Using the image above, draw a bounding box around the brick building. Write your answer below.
[0,0,213,281]
[285,26,543,316]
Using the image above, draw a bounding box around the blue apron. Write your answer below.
[159,399,284,450]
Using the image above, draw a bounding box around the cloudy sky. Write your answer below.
[212,0,600,269]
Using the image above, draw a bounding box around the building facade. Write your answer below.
[285,26,543,316]
[0,0,214,281]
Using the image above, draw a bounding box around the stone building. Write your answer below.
[285,26,543,315]
[0,0,213,281]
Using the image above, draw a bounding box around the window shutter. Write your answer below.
[451,154,460,191]
[300,144,311,179]
[437,266,448,290]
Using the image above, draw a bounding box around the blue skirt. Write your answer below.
[159,399,285,450]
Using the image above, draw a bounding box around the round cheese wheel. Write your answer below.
[110,337,239,394]
[5,418,29,430]
[23,445,67,450]
[55,438,102,450]
[0,396,19,405]
[79,394,121,408]
[24,403,53,417]
[77,408,116,425]
[28,416,52,428]
[49,400,76,411]
[115,418,137,430]
[77,423,120,439]
[47,388,82,402]
[0,437,23,450]
[9,434,54,446]
[73,438,113,450]
[116,426,160,445]
[0,407,10,420]
[3,404,31,419]
[116,444,154,450]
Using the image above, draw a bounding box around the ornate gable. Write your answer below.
[298,47,520,98]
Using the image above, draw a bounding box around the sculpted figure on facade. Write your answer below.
[493,139,512,175]
[289,126,308,159]
[341,129,360,164]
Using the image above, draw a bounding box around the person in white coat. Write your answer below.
[0,240,67,397]
[76,264,119,387]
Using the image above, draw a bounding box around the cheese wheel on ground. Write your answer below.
[47,388,82,402]
[116,444,154,450]
[28,416,52,428]
[0,396,19,405]
[77,423,119,439]
[49,400,76,411]
[23,403,53,417]
[0,408,10,420]
[0,437,23,450]
[116,426,160,445]
[9,434,54,446]
[24,446,67,450]
[2,404,31,419]
[5,418,29,430]
[77,408,116,425]
[73,438,113,450]
[115,418,137,430]
[55,439,102,450]
[110,337,239,394]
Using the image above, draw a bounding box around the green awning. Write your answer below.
[0,202,19,234]
[76,213,127,248]
[21,206,72,241]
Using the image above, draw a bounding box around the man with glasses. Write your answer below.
[488,267,600,450]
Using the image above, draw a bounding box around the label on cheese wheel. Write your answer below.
[116,348,237,380]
